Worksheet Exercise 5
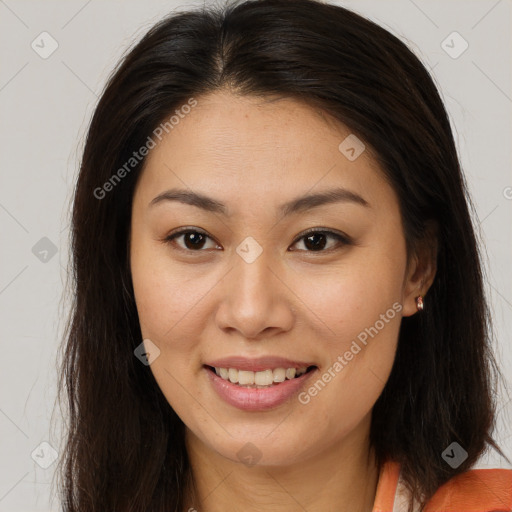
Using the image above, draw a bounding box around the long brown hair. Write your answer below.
[58,1,505,510]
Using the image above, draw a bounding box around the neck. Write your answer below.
[183,414,379,512]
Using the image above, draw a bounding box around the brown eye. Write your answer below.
[181,232,207,250]
[165,229,220,251]
[303,232,328,251]
[290,229,351,252]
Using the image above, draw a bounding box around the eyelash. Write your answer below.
[163,227,352,254]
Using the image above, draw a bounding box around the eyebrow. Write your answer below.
[149,186,370,216]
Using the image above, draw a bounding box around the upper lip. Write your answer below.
[204,356,316,372]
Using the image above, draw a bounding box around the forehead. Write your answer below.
[134,90,395,216]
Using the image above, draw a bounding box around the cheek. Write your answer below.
[290,242,405,413]
[131,241,209,342]
[291,248,406,341]
[296,286,402,444]
[131,258,174,340]
[130,242,207,418]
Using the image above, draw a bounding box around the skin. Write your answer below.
[129,89,437,512]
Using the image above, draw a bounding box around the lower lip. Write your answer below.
[204,366,317,411]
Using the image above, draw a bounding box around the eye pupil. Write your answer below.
[185,232,206,250]
[304,233,327,251]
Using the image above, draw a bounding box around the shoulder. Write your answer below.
[372,460,512,512]
[424,466,512,512]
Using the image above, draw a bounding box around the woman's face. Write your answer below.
[130,90,423,466]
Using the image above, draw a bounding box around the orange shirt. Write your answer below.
[372,460,512,512]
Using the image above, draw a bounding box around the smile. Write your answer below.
[204,364,318,411]
[209,366,312,388]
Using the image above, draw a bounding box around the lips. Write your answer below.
[203,356,318,411]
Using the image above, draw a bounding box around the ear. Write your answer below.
[402,220,438,317]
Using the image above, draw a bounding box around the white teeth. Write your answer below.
[212,365,310,386]
[285,368,296,379]
[273,368,286,382]
[228,368,239,384]
[238,370,254,386]
[254,369,274,386]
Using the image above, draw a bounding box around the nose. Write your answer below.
[215,249,294,340]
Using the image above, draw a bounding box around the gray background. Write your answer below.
[0,0,511,510]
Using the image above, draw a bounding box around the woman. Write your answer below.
[58,0,512,510]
